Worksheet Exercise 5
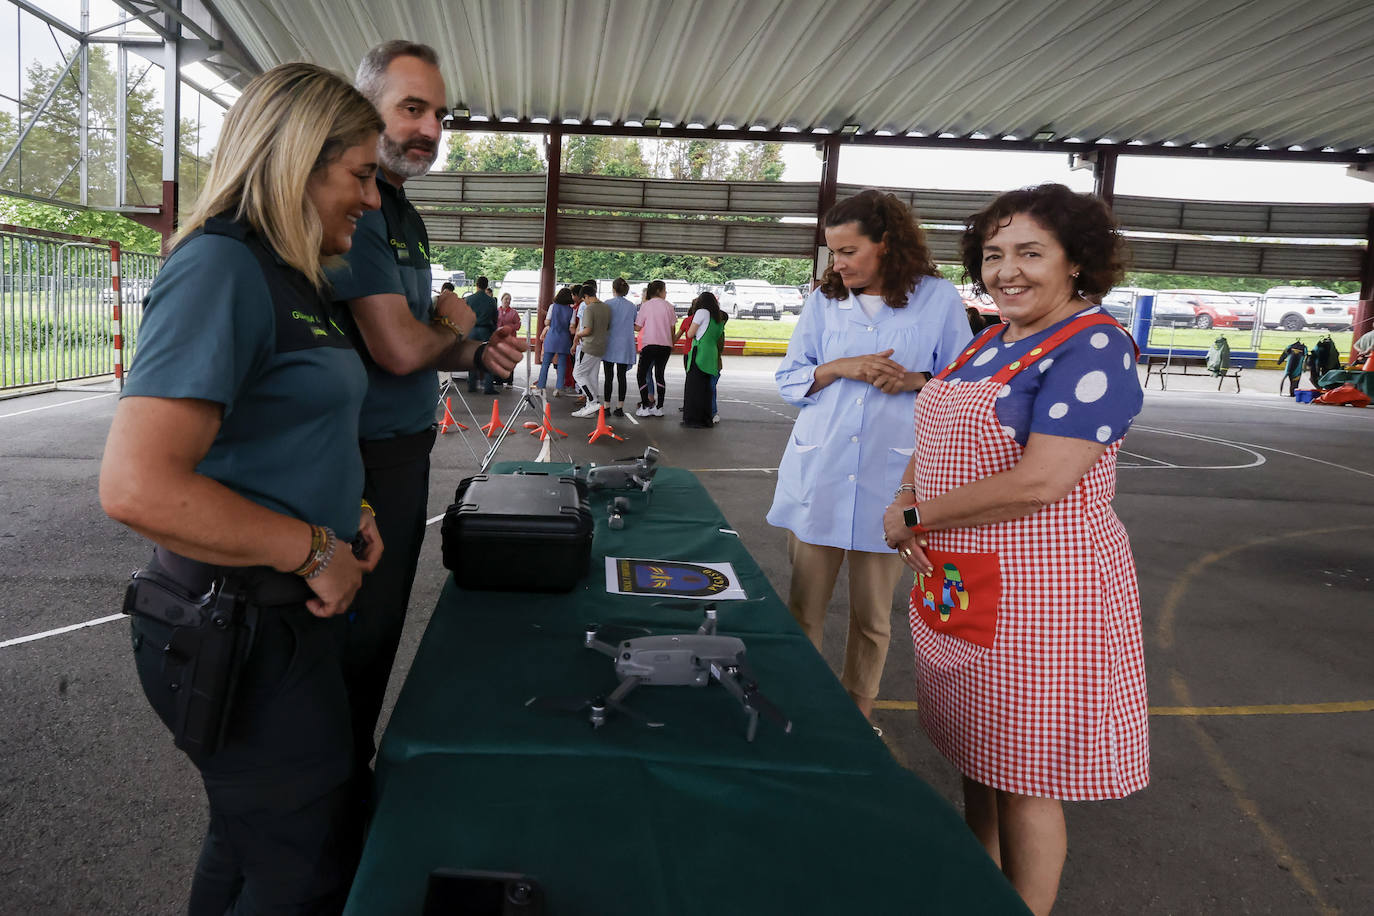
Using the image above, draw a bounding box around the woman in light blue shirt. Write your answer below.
[767,189,971,721]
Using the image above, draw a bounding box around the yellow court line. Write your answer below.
[872,699,1374,716]
[1155,523,1374,651]
[1168,671,1338,916]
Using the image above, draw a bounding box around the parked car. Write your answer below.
[1260,285,1348,331]
[721,279,782,320]
[1157,289,1256,330]
[662,280,699,316]
[773,285,804,315]
[1098,287,1143,326]
[1148,291,1199,328]
[495,269,543,311]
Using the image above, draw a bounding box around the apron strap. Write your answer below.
[933,323,1006,381]
[990,311,1137,384]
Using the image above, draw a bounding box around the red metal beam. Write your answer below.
[536,128,562,362]
[1094,150,1119,209]
[813,136,841,284]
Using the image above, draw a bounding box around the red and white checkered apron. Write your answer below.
[909,313,1149,800]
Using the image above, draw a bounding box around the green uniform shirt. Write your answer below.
[123,225,367,539]
[328,173,436,440]
[579,298,611,357]
[466,290,497,342]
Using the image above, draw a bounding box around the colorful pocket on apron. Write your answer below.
[909,549,1001,649]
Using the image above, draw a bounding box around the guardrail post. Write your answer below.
[111,241,124,388]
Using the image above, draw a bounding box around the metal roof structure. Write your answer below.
[205,0,1374,157]
[405,172,1369,278]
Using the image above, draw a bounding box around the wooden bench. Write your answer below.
[1143,354,1243,392]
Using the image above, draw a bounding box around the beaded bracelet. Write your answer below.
[432,315,466,341]
[292,524,337,579]
[304,528,338,581]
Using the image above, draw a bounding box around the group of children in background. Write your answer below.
[531,278,729,428]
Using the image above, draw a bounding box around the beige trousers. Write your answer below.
[785,532,907,700]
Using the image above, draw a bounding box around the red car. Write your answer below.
[1157,289,1256,330]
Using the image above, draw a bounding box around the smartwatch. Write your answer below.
[903,504,922,530]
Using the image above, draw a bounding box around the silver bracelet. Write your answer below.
[893,483,918,499]
[304,526,337,580]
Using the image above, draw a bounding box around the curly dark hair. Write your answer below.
[961,184,1127,299]
[819,189,940,309]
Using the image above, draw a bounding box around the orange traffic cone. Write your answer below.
[438,397,467,433]
[530,402,567,441]
[480,400,505,438]
[587,405,624,444]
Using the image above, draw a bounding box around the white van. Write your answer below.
[1260,285,1348,331]
[495,269,544,311]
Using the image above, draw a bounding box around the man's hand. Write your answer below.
[482,326,523,377]
[353,509,384,572]
[435,289,476,336]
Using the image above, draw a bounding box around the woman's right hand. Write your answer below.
[826,349,907,388]
[304,550,365,618]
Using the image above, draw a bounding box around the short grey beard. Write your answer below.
[378,132,436,179]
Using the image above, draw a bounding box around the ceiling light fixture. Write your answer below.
[452,103,471,119]
[839,123,860,136]
[1231,136,1259,148]
[1031,125,1055,142]
[643,113,662,129]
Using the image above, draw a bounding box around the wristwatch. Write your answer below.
[903,504,922,529]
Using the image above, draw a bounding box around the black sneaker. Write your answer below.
[612,408,625,417]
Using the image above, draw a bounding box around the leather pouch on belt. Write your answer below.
[910,550,1001,649]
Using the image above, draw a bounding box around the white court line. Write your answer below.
[1123,426,1265,470]
[1,613,126,649]
[0,392,114,419]
[10,519,454,649]
[1118,449,1177,468]
[1133,424,1374,479]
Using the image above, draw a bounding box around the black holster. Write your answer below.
[124,568,259,761]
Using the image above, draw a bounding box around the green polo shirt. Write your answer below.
[123,227,367,539]
[328,173,436,440]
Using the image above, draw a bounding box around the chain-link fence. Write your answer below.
[0,224,157,394]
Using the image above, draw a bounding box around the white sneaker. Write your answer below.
[571,404,599,418]
[635,405,652,417]
[650,407,664,417]
[712,414,721,423]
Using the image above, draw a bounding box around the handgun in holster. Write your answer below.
[124,569,259,760]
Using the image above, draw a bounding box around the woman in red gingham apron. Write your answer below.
[884,186,1148,916]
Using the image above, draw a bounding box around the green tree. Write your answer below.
[727,143,784,182]
[561,136,649,177]
[445,134,543,173]
[0,196,160,252]
[0,44,212,244]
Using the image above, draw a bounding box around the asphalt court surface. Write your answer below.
[1,359,1370,914]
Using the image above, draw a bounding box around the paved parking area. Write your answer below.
[1,359,1370,914]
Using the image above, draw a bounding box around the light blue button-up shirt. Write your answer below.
[766,277,972,553]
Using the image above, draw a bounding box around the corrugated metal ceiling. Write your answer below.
[204,0,1374,153]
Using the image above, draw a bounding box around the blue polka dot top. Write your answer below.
[944,306,1143,446]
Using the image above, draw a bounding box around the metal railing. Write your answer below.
[0,224,158,395]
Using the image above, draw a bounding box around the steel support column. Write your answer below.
[1093,150,1119,208]
[813,136,841,284]
[537,128,562,362]
[1353,205,1374,361]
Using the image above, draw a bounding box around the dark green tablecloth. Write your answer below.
[1318,369,1374,397]
[346,754,1027,915]
[348,464,1027,914]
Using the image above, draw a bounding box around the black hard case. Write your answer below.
[441,473,593,592]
